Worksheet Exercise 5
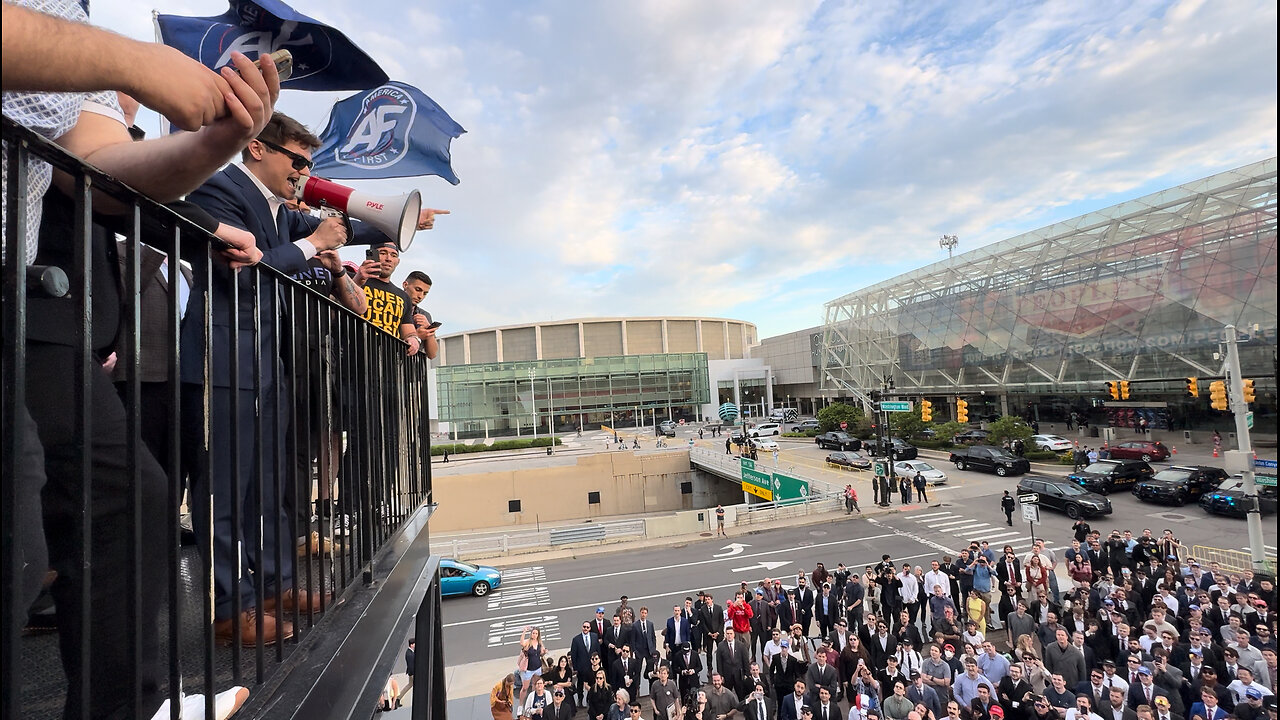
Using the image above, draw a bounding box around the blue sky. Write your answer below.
[97,0,1276,338]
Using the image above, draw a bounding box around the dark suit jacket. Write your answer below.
[182,164,385,389]
[869,633,899,667]
[111,240,195,383]
[795,588,815,626]
[770,654,804,694]
[1127,682,1170,710]
[632,618,658,658]
[698,603,726,645]
[740,695,778,720]
[717,639,751,689]
[548,701,575,720]
[814,593,839,625]
[610,655,641,693]
[804,662,840,702]
[778,692,809,720]
[570,632,601,677]
[603,624,631,664]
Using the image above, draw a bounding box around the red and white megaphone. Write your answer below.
[294,176,422,251]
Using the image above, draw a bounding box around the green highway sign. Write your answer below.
[772,472,811,506]
[879,401,913,412]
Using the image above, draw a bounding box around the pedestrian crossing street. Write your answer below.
[903,509,1063,555]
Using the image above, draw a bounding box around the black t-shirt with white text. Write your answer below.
[362,277,412,336]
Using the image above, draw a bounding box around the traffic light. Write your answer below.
[1186,377,1199,398]
[956,399,969,423]
[1106,381,1120,400]
[1209,380,1228,411]
[921,400,933,423]
[1242,379,1256,404]
[1119,381,1131,400]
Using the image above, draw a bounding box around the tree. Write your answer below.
[817,402,862,433]
[931,421,966,444]
[890,411,926,438]
[986,415,1034,444]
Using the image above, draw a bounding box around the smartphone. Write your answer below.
[428,321,443,330]
[365,247,380,262]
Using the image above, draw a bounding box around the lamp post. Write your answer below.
[528,368,537,439]
[939,234,959,259]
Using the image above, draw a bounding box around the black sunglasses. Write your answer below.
[258,138,313,171]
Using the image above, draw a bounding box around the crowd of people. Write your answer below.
[492,526,1278,720]
[3,2,443,717]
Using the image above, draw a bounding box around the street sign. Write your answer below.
[1247,411,1255,429]
[840,422,848,429]
[1018,493,1039,504]
[773,472,811,506]
[742,466,774,501]
[879,401,913,412]
[1022,504,1040,524]
[873,461,888,477]
[1256,458,1278,469]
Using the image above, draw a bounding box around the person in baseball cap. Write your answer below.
[990,705,1005,719]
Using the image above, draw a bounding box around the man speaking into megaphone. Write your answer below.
[181,111,446,646]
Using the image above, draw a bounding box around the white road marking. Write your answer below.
[487,585,552,611]
[908,511,955,520]
[487,614,562,647]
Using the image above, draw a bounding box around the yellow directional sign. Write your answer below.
[743,483,773,500]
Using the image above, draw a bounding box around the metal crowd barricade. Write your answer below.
[1190,544,1278,574]
[1,116,443,720]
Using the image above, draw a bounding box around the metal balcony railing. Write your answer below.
[1,116,445,720]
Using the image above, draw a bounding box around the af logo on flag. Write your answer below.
[336,85,418,171]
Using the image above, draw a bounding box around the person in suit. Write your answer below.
[610,645,642,698]
[795,581,816,636]
[752,590,773,661]
[741,680,779,720]
[603,614,632,674]
[1187,687,1229,720]
[571,621,602,703]
[805,650,840,705]
[771,643,805,701]
[667,605,693,654]
[632,607,659,693]
[672,642,704,702]
[744,662,776,704]
[780,590,802,632]
[908,670,946,719]
[779,680,809,720]
[816,585,840,640]
[1151,695,1183,720]
[547,688,575,720]
[869,620,900,668]
[718,627,753,697]
[699,593,727,675]
[184,112,434,645]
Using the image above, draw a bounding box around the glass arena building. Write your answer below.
[818,158,1277,433]
[433,318,759,438]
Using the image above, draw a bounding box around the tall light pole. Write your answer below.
[939,234,959,259]
[528,368,537,439]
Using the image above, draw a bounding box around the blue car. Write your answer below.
[440,559,503,597]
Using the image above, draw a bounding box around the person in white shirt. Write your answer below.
[1064,694,1106,720]
[762,628,786,665]
[1227,667,1273,705]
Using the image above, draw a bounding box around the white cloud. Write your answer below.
[90,0,1276,337]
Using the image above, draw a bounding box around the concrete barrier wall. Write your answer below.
[645,509,712,539]
[430,451,703,532]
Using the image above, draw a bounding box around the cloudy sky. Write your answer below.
[97,0,1276,338]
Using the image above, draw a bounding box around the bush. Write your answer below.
[783,431,820,438]
[430,437,562,455]
[817,402,862,433]
[1059,450,1078,465]
[1023,450,1060,462]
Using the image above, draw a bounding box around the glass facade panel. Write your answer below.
[437,353,711,438]
[821,159,1277,429]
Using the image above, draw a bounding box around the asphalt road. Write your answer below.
[440,424,1277,665]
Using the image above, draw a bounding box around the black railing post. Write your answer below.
[72,171,93,720]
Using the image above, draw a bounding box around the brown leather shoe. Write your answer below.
[214,608,294,647]
[262,588,332,615]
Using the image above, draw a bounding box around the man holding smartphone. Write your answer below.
[401,270,439,360]
[355,242,422,355]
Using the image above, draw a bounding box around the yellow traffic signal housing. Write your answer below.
[956,399,969,423]
[921,400,933,422]
[1119,381,1131,400]
[1209,380,1228,411]
[1106,381,1119,400]
[1186,377,1199,398]
[1242,379,1256,404]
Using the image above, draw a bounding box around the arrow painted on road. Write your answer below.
[713,543,751,558]
[732,560,790,573]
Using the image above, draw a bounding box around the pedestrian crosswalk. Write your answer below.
[903,509,1060,554]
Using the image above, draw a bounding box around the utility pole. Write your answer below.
[1223,325,1267,571]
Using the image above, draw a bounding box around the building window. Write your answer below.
[508,499,521,513]
[588,491,601,504]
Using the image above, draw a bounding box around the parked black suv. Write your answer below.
[948,445,1030,476]
[1132,465,1229,506]
[864,437,919,460]
[816,432,861,451]
[1199,477,1279,518]
[1067,459,1154,494]
[1017,476,1113,518]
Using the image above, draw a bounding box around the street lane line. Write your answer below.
[908,512,955,520]
[443,549,945,629]
[945,522,994,532]
[925,519,978,529]
[485,532,897,590]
